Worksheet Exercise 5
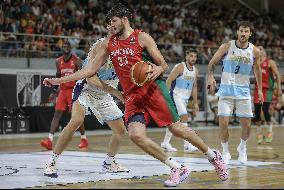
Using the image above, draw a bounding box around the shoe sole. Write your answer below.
[223,157,231,165]
[40,142,52,150]
[237,148,247,164]
[78,145,88,149]
[162,148,177,152]
[44,173,58,178]
[238,158,247,164]
[164,172,190,187]
[102,167,130,173]
[184,149,198,153]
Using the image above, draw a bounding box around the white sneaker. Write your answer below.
[184,145,198,153]
[237,145,247,164]
[161,143,177,152]
[222,151,231,165]
[102,161,130,173]
[44,163,58,178]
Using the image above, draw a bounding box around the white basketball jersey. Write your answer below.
[217,40,254,99]
[172,62,196,100]
[78,38,119,98]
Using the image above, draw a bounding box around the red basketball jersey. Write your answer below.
[255,57,274,90]
[57,54,78,90]
[108,29,144,95]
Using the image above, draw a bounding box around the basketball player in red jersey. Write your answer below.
[254,46,282,144]
[40,40,88,150]
[43,3,228,187]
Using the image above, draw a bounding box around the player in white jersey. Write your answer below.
[207,21,263,164]
[161,49,199,153]
[44,28,129,178]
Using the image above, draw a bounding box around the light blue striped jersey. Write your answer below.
[217,40,254,99]
[172,62,196,100]
[74,38,118,98]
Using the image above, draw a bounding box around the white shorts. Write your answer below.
[173,95,188,116]
[78,91,123,124]
[218,97,253,118]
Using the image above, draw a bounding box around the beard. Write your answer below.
[239,36,248,43]
[115,25,125,36]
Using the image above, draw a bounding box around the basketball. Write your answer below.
[130,61,152,86]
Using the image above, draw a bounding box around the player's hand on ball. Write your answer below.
[43,78,61,87]
[147,63,164,81]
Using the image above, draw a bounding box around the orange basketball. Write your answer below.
[130,61,152,86]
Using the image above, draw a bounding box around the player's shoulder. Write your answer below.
[138,30,151,39]
[194,65,199,73]
[93,37,107,47]
[268,58,277,66]
[220,41,231,50]
[252,45,261,56]
[56,55,63,61]
[174,62,185,72]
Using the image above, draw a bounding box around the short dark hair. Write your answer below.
[185,48,197,55]
[237,21,254,31]
[106,3,133,21]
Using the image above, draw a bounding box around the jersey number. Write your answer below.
[234,65,240,74]
[118,56,128,66]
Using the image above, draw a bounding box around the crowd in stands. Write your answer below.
[0,0,283,63]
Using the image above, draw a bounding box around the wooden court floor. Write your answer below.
[1,125,284,189]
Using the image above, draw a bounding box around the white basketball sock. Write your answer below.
[206,148,216,160]
[81,135,87,139]
[165,157,182,169]
[239,138,247,149]
[266,124,272,132]
[48,152,59,166]
[162,128,172,145]
[257,125,264,133]
[48,133,54,141]
[221,142,229,153]
[105,154,115,164]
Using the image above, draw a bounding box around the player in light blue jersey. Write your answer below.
[207,21,263,164]
[43,26,129,178]
[161,48,199,153]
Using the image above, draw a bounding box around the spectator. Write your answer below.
[0,0,283,61]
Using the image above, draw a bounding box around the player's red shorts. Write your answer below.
[55,89,73,112]
[254,87,274,103]
[124,79,180,127]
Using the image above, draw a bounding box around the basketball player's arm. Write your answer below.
[253,47,264,103]
[192,68,199,113]
[87,76,125,103]
[139,32,169,80]
[43,40,109,86]
[269,60,282,98]
[52,60,60,92]
[207,43,230,89]
[83,40,124,102]
[75,58,83,70]
[55,60,61,78]
[165,64,183,90]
